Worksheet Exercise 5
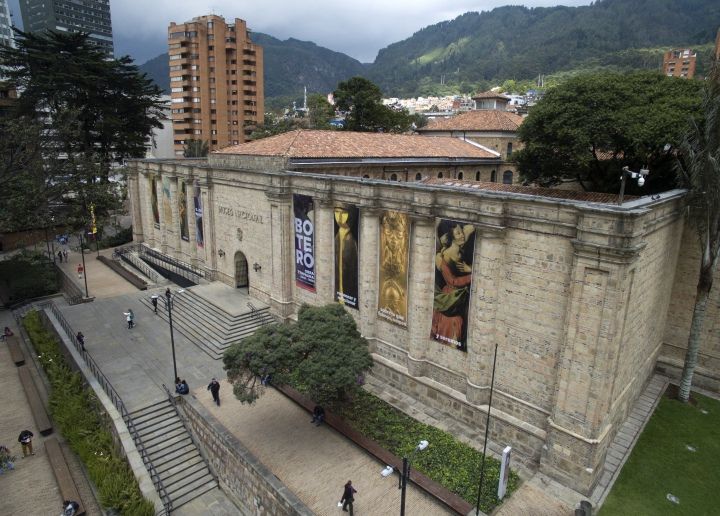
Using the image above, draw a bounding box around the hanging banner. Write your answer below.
[378,211,409,325]
[293,194,316,292]
[179,180,189,241]
[150,176,160,225]
[193,179,204,248]
[162,176,172,223]
[497,446,512,500]
[431,219,476,350]
[334,204,359,309]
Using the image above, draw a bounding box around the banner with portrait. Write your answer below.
[162,176,172,223]
[150,176,159,225]
[293,194,316,291]
[334,204,359,309]
[378,211,409,325]
[179,180,189,241]
[193,179,204,248]
[431,219,476,350]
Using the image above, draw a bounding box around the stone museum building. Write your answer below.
[127,129,714,495]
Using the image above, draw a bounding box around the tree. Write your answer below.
[333,76,417,133]
[0,30,164,227]
[674,61,720,403]
[307,93,335,129]
[515,71,703,192]
[183,139,209,158]
[249,113,307,140]
[224,304,374,406]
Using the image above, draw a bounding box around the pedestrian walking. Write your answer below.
[207,378,221,406]
[63,249,69,262]
[76,332,85,350]
[123,309,135,329]
[17,429,34,457]
[57,250,63,263]
[151,295,158,314]
[340,480,357,513]
[76,263,84,279]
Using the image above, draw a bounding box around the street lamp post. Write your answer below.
[164,288,185,382]
[475,341,499,515]
[381,440,429,516]
[79,232,89,298]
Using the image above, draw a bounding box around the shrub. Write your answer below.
[23,311,155,516]
[0,251,59,303]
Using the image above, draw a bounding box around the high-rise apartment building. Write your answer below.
[18,0,113,55]
[168,15,264,156]
[662,48,696,79]
[0,0,14,48]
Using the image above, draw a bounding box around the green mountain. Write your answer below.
[367,0,720,96]
[138,33,366,104]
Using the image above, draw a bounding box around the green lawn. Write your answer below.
[599,391,720,515]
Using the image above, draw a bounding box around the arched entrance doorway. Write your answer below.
[234,251,249,289]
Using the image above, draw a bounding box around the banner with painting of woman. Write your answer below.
[431,219,476,351]
[179,180,189,241]
[150,176,159,225]
[334,204,359,309]
[193,179,204,248]
[378,210,409,326]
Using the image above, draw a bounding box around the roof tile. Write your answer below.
[420,110,524,132]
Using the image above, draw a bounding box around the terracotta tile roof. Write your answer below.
[215,130,498,159]
[472,91,511,100]
[419,110,524,132]
[422,178,636,204]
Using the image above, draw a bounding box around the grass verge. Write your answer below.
[23,310,155,515]
[599,391,720,515]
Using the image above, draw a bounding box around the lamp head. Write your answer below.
[381,465,394,477]
[637,176,645,187]
[416,440,429,451]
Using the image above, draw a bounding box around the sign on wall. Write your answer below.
[378,211,409,326]
[162,177,172,224]
[193,179,204,248]
[293,194,316,292]
[334,204,359,309]
[431,219,476,350]
[179,180,189,241]
[150,176,160,225]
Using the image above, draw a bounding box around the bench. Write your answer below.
[277,385,473,515]
[45,437,85,516]
[17,365,53,435]
[6,335,25,366]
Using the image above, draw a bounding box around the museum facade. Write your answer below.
[127,130,702,495]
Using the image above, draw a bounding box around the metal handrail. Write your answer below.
[121,252,164,284]
[139,244,205,278]
[33,302,173,515]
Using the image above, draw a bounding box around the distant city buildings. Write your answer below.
[662,48,696,78]
[18,0,114,55]
[145,96,175,160]
[168,14,264,156]
[0,0,14,48]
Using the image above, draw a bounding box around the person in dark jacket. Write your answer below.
[76,332,85,350]
[175,379,189,395]
[340,480,357,513]
[207,378,220,406]
[62,500,80,516]
[18,429,34,457]
[311,405,325,426]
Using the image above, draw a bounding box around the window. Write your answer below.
[506,142,513,157]
[171,87,183,93]
[503,170,513,184]
[457,171,464,180]
[362,174,370,179]
[437,172,443,178]
[390,173,398,181]
[415,173,422,181]
[475,171,481,181]
[490,170,497,182]
[170,76,182,82]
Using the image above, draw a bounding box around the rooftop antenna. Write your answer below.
[303,86,307,111]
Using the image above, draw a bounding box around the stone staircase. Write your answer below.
[140,287,275,360]
[130,399,218,511]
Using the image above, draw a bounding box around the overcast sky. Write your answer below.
[8,0,593,65]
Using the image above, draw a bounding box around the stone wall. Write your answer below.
[660,221,720,392]
[178,395,313,516]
